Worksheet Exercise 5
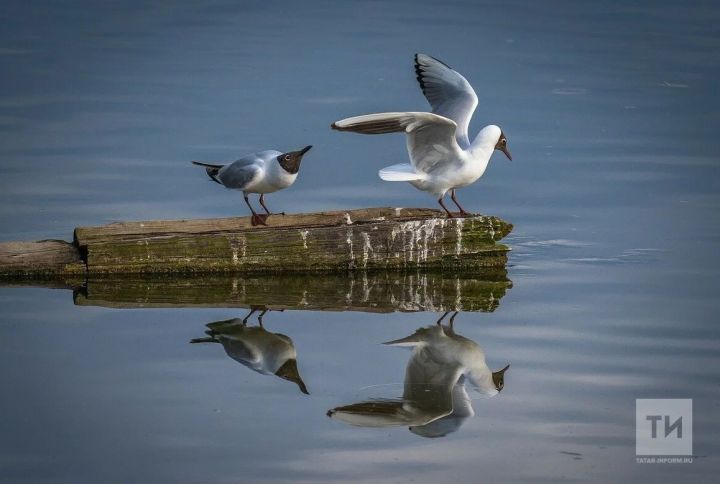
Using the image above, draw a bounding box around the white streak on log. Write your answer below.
[346,228,355,264]
[455,220,464,255]
[455,276,461,309]
[361,232,374,268]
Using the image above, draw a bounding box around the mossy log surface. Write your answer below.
[0,207,512,276]
[73,208,511,273]
[70,272,512,312]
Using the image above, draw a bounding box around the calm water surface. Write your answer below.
[1,1,719,482]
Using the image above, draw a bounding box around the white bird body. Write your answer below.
[332,54,511,216]
[192,145,311,226]
[215,150,294,195]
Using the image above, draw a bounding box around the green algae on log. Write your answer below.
[0,207,512,276]
[71,271,512,312]
[73,208,511,273]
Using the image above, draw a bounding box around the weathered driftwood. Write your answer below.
[72,208,511,273]
[71,272,511,312]
[0,240,85,276]
[0,207,512,276]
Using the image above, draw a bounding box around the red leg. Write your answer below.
[438,197,454,218]
[451,189,470,217]
[244,194,267,226]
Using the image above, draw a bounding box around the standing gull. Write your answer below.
[332,54,511,217]
[193,145,312,226]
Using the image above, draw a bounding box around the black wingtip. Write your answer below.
[414,55,427,94]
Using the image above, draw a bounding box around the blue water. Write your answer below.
[1,1,719,482]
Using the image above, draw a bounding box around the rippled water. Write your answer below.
[1,1,719,482]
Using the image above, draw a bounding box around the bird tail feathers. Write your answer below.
[192,161,223,184]
[379,163,426,182]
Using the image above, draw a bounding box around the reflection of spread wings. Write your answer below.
[331,112,462,173]
[414,54,479,149]
[327,397,453,428]
[327,351,463,429]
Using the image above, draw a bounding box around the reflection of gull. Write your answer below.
[190,307,308,394]
[328,312,508,437]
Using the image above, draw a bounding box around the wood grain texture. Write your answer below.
[73,207,512,274]
[0,240,84,276]
[0,208,512,276]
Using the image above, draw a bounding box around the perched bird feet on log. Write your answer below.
[250,214,268,226]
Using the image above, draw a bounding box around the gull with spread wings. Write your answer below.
[332,54,511,217]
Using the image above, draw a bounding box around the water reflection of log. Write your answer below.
[70,272,511,312]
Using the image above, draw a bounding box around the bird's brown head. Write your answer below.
[277,145,312,174]
[495,132,512,161]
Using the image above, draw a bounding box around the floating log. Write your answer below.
[67,272,511,312]
[0,207,512,276]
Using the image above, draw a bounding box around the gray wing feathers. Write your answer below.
[331,112,417,134]
[332,112,461,174]
[218,159,262,190]
[414,54,478,149]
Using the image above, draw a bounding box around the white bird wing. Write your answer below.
[414,54,478,149]
[332,112,461,174]
[217,156,263,190]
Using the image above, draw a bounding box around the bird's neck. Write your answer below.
[468,129,496,156]
[467,127,498,166]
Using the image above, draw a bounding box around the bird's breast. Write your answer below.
[248,166,297,194]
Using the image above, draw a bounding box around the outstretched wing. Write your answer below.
[331,112,461,173]
[414,54,478,149]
